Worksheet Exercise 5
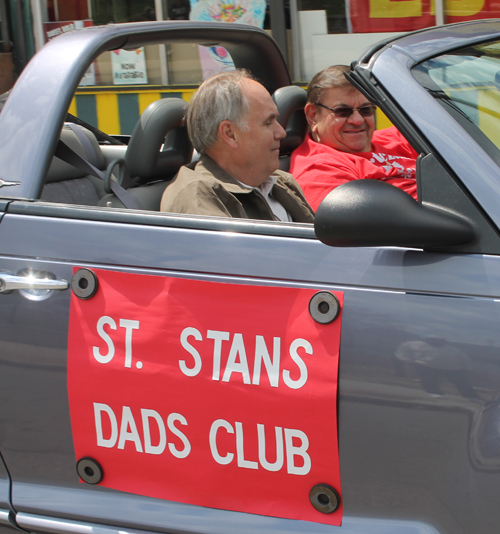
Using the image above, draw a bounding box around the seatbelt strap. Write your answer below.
[55,134,144,210]
[66,123,100,168]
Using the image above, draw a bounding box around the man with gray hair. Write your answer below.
[290,65,418,211]
[160,69,314,222]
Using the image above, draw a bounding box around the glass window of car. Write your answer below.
[413,41,500,162]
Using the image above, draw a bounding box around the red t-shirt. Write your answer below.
[289,127,418,211]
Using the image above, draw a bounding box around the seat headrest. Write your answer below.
[125,98,193,185]
[46,124,105,183]
[272,86,308,156]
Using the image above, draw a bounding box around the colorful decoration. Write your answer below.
[190,0,266,77]
[190,0,266,27]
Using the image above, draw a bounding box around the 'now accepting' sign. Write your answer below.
[68,268,343,526]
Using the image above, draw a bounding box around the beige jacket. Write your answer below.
[160,155,315,223]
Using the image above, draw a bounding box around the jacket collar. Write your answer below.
[199,154,282,196]
[198,154,254,194]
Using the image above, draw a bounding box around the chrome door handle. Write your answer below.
[0,271,69,292]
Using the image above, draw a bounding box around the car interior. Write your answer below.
[42,84,309,212]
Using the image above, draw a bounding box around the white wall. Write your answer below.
[298,10,404,81]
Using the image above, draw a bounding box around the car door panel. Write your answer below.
[0,208,499,534]
[2,207,500,296]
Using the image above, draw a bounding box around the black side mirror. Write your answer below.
[314,180,475,248]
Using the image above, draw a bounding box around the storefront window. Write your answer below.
[90,1,156,25]
[164,0,191,20]
[30,0,500,89]
[297,0,346,34]
[295,0,500,81]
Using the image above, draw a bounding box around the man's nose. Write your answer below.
[275,122,286,140]
[347,110,365,124]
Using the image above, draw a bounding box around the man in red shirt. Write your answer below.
[289,65,418,211]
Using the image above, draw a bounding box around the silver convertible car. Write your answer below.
[1,17,500,534]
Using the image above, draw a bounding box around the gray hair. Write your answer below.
[307,65,353,104]
[187,69,254,153]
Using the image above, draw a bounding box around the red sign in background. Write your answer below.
[68,268,343,526]
[349,0,500,33]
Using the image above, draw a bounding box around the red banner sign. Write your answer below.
[348,0,500,33]
[68,268,344,526]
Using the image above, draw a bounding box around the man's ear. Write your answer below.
[304,102,319,132]
[219,120,239,149]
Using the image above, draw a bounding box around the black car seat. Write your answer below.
[99,98,192,211]
[42,123,112,205]
[272,85,308,172]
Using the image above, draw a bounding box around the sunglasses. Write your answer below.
[316,102,377,118]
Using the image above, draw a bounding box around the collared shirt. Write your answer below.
[237,176,293,222]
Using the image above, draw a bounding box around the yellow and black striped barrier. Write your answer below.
[70,85,393,135]
[70,86,198,135]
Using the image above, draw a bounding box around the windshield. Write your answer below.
[413,41,500,156]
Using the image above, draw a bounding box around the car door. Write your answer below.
[2,193,500,534]
[0,206,363,534]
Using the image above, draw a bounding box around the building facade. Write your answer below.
[1,0,498,133]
